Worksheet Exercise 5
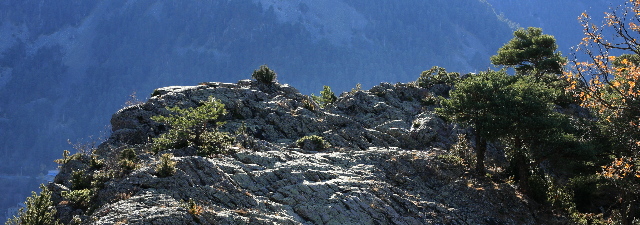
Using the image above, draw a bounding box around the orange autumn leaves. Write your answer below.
[566,1,640,126]
[601,157,640,180]
[567,1,640,181]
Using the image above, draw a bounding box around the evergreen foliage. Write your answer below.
[61,189,93,210]
[251,64,277,84]
[311,85,337,108]
[437,70,567,185]
[151,96,235,156]
[118,148,139,171]
[156,153,177,178]
[491,27,567,76]
[416,66,460,88]
[295,135,330,151]
[6,184,61,225]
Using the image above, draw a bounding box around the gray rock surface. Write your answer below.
[49,80,559,224]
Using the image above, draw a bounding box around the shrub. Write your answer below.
[449,134,474,166]
[251,64,277,84]
[118,148,139,171]
[186,198,203,215]
[54,150,86,165]
[61,189,93,210]
[295,135,330,151]
[156,153,177,178]
[6,184,62,225]
[71,170,92,190]
[89,152,104,170]
[311,85,337,108]
[416,66,460,88]
[151,131,190,153]
[197,131,235,156]
[436,154,464,166]
[151,96,235,156]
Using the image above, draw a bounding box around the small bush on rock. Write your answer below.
[198,131,235,156]
[61,189,93,210]
[186,198,203,216]
[311,85,337,108]
[251,64,277,84]
[295,135,330,151]
[416,66,460,88]
[71,170,92,190]
[118,148,139,171]
[151,96,235,156]
[156,153,177,178]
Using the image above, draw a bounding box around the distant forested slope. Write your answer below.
[0,0,512,174]
[485,0,613,53]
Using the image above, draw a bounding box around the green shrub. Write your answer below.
[156,153,177,178]
[421,94,440,106]
[54,150,86,165]
[118,148,139,171]
[198,131,235,156]
[71,170,92,190]
[61,189,93,210]
[528,174,551,204]
[295,135,330,151]
[151,131,190,153]
[251,64,277,84]
[6,184,61,225]
[89,152,104,170]
[416,66,460,88]
[91,170,115,189]
[436,154,464,166]
[311,85,337,108]
[449,134,474,166]
[151,96,235,156]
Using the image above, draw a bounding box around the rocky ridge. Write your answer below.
[50,80,555,224]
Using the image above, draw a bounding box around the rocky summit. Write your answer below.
[49,80,558,224]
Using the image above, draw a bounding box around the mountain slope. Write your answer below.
[46,80,560,224]
[0,0,514,215]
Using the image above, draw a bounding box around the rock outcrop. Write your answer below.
[50,80,559,224]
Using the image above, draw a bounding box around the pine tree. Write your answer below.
[6,184,61,225]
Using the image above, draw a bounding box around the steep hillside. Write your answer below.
[42,80,561,224]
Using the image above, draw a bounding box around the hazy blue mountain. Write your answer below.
[485,0,614,54]
[0,0,616,219]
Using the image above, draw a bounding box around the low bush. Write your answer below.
[198,131,235,156]
[71,170,92,190]
[251,64,277,84]
[118,148,139,171]
[311,85,337,108]
[151,96,235,156]
[416,66,460,88]
[295,135,330,151]
[156,153,177,178]
[61,189,93,210]
[6,184,62,225]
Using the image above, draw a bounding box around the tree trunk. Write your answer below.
[514,137,529,193]
[475,134,487,174]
